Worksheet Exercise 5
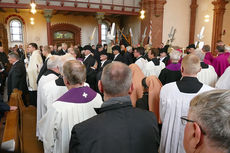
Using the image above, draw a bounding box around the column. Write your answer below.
[44,9,53,45]
[96,12,104,45]
[189,0,198,44]
[211,0,228,53]
[141,0,166,47]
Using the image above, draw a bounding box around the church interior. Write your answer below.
[0,0,230,153]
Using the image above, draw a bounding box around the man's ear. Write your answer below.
[181,66,184,73]
[192,122,202,149]
[128,83,134,95]
[98,80,104,93]
[63,77,69,87]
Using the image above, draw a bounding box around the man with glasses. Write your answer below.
[159,54,214,153]
[182,90,230,153]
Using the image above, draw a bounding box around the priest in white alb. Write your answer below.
[160,54,214,153]
[38,60,103,153]
[36,55,60,139]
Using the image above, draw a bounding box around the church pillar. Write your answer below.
[96,13,104,45]
[211,0,228,53]
[141,0,166,47]
[189,0,198,44]
[44,9,53,45]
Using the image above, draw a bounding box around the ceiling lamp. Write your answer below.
[30,17,35,25]
[140,9,145,19]
[30,2,37,14]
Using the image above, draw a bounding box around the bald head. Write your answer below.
[181,54,201,76]
[101,62,132,96]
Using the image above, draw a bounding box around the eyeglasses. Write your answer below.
[180,116,206,135]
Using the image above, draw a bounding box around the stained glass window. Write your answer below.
[10,19,23,42]
[54,31,74,39]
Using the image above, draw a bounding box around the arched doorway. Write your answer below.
[50,23,81,47]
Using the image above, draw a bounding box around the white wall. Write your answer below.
[163,0,190,48]
[222,3,230,46]
[195,0,214,46]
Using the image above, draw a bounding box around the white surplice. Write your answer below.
[38,86,103,153]
[135,57,148,72]
[197,65,218,87]
[159,82,213,153]
[143,61,165,77]
[215,66,230,89]
[36,73,59,139]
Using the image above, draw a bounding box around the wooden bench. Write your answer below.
[15,89,44,153]
[1,91,20,152]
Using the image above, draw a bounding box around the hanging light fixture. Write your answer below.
[30,17,35,25]
[30,1,37,14]
[140,1,145,20]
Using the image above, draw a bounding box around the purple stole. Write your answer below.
[212,52,230,77]
[57,86,97,103]
[166,63,181,71]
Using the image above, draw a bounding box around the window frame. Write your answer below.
[9,18,23,42]
[101,23,108,45]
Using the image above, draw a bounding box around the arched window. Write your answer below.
[9,19,23,42]
[101,23,108,45]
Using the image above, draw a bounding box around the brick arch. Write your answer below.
[50,23,81,46]
[5,14,25,24]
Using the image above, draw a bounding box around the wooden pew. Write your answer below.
[14,89,44,153]
[1,91,20,152]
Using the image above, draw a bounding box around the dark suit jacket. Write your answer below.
[113,54,125,63]
[70,101,159,153]
[57,49,67,56]
[7,60,27,96]
[83,55,97,90]
[17,48,24,58]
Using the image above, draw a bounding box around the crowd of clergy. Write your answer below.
[0,39,230,153]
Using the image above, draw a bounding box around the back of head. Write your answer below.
[43,45,51,54]
[150,48,159,57]
[202,45,210,52]
[47,55,60,70]
[101,62,132,96]
[216,45,225,53]
[8,52,19,60]
[59,53,76,75]
[63,60,86,85]
[190,90,230,151]
[169,49,182,62]
[182,54,201,75]
[194,48,205,61]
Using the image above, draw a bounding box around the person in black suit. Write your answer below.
[69,62,160,153]
[0,94,17,119]
[83,45,97,91]
[112,45,125,63]
[17,44,24,58]
[159,45,170,66]
[57,43,68,56]
[7,52,28,104]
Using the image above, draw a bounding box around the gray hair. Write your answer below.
[59,53,76,75]
[63,60,86,85]
[190,90,230,150]
[194,48,205,61]
[169,49,181,62]
[8,52,19,60]
[101,62,132,96]
[47,55,60,70]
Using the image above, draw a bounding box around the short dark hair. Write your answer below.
[136,47,145,55]
[29,43,38,50]
[216,45,225,53]
[149,48,159,57]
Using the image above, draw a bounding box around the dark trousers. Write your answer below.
[29,91,37,107]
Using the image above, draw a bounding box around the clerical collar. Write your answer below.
[176,77,203,93]
[44,69,59,77]
[152,58,160,66]
[57,86,97,103]
[55,76,65,86]
[200,62,209,69]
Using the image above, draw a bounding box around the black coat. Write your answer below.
[57,49,67,56]
[113,54,125,64]
[70,101,159,153]
[7,60,27,96]
[37,58,48,83]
